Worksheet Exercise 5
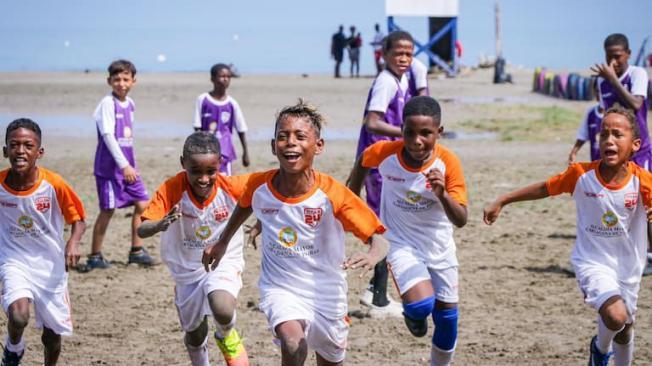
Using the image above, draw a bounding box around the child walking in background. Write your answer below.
[203,100,388,365]
[485,106,651,366]
[1,119,86,366]
[86,59,153,270]
[355,30,415,317]
[138,132,249,366]
[193,63,250,175]
[348,96,467,366]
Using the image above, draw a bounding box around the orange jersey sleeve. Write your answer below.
[219,173,253,201]
[141,172,186,221]
[438,146,468,206]
[238,171,273,208]
[361,140,403,168]
[319,172,386,242]
[43,169,86,224]
[546,162,595,196]
[633,164,652,207]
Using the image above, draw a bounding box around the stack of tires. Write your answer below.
[532,68,595,101]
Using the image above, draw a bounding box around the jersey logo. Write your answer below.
[261,208,279,215]
[195,225,212,240]
[624,192,638,210]
[406,190,422,204]
[213,206,229,222]
[278,227,298,248]
[220,111,231,124]
[34,196,51,213]
[18,215,34,230]
[303,208,323,228]
[601,211,619,228]
[386,175,405,183]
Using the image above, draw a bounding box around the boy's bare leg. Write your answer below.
[185,318,210,366]
[42,327,61,366]
[207,290,236,336]
[131,201,147,249]
[91,209,114,254]
[7,299,29,346]
[276,320,308,366]
[316,352,343,366]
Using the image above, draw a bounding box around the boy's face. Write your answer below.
[599,113,640,167]
[402,115,442,162]
[107,71,135,101]
[271,116,324,175]
[181,153,220,201]
[3,128,43,174]
[383,40,413,77]
[605,45,630,76]
[211,69,231,92]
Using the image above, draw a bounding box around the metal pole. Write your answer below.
[495,1,502,58]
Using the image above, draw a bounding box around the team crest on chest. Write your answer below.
[406,190,422,204]
[18,215,34,230]
[213,205,229,222]
[278,227,298,248]
[195,225,212,240]
[220,111,231,124]
[601,211,619,228]
[624,192,638,210]
[34,196,51,213]
[303,208,323,228]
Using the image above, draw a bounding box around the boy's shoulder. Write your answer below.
[435,144,462,165]
[197,93,236,107]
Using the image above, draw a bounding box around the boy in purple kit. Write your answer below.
[193,63,250,176]
[355,31,414,317]
[85,59,153,270]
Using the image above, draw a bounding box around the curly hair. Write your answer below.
[274,98,325,138]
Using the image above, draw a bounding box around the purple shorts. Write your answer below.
[95,175,149,211]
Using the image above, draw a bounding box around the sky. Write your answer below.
[1,0,651,74]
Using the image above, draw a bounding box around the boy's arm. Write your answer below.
[343,233,388,277]
[202,205,253,271]
[238,132,250,167]
[568,140,585,165]
[592,61,644,110]
[347,156,370,196]
[138,205,181,238]
[424,169,467,227]
[65,220,86,271]
[483,182,549,225]
[364,111,402,137]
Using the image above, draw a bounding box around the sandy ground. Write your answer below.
[1,68,651,365]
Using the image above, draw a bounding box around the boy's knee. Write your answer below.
[186,319,209,347]
[208,290,236,325]
[281,335,307,356]
[7,301,30,329]
[614,323,634,345]
[600,299,629,330]
[403,296,435,320]
[432,306,458,351]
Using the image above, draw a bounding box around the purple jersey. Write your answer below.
[585,106,603,161]
[196,96,238,163]
[598,66,650,158]
[94,97,136,179]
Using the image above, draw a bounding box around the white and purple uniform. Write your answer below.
[406,58,429,97]
[356,70,410,215]
[93,95,148,210]
[598,66,650,169]
[576,104,604,162]
[193,93,248,175]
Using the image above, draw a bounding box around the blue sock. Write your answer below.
[402,296,435,320]
[432,307,458,351]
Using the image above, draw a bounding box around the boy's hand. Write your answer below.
[591,60,618,84]
[568,152,577,165]
[158,205,181,232]
[647,207,652,222]
[242,153,250,167]
[122,165,139,184]
[202,243,226,272]
[244,220,261,249]
[342,251,379,278]
[483,200,503,225]
[424,169,445,199]
[64,239,81,271]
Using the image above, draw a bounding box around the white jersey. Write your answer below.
[239,170,385,319]
[361,140,468,268]
[546,161,652,286]
[409,58,429,91]
[367,70,409,114]
[0,168,85,291]
[141,172,250,284]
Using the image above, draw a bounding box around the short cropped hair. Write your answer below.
[183,131,221,157]
[604,33,629,50]
[604,104,639,139]
[383,31,414,53]
[210,63,231,79]
[108,59,136,78]
[275,99,324,138]
[403,96,442,125]
[5,118,42,145]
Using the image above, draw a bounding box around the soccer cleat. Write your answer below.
[366,300,404,319]
[128,247,154,266]
[215,329,249,366]
[1,347,24,366]
[588,336,612,366]
[359,288,374,307]
[403,312,428,337]
[84,253,111,270]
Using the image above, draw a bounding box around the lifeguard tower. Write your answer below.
[386,0,459,76]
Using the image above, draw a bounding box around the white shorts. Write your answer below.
[574,264,639,322]
[0,265,73,336]
[174,262,242,332]
[388,247,459,303]
[259,290,349,363]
